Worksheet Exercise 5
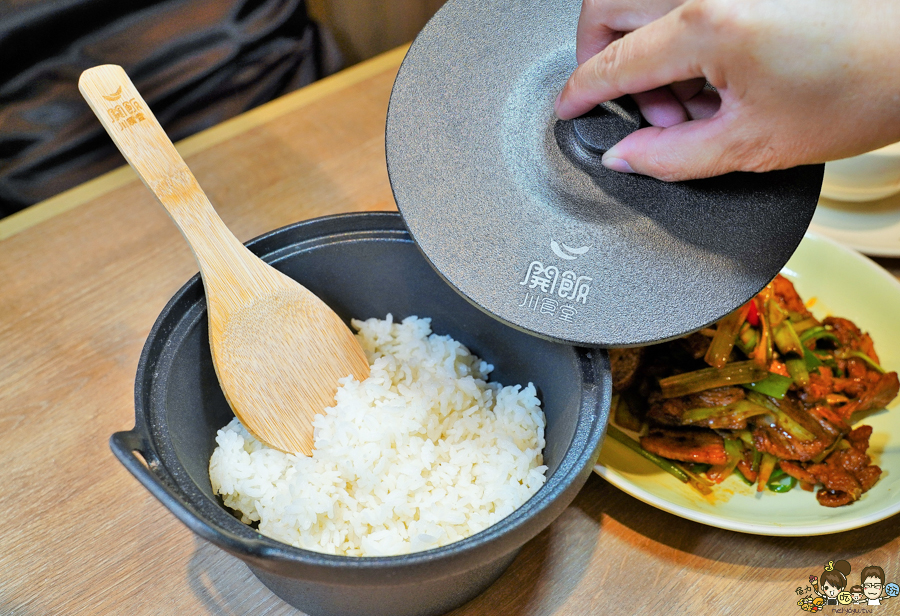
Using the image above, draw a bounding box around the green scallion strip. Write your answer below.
[803,347,823,371]
[785,356,810,386]
[681,467,715,496]
[735,430,755,447]
[790,316,819,334]
[757,453,777,492]
[681,399,769,425]
[705,304,751,369]
[835,349,887,374]
[745,392,817,441]
[772,396,824,438]
[605,425,690,483]
[735,322,759,356]
[773,320,804,356]
[707,438,742,484]
[812,351,841,373]
[800,326,840,346]
[658,361,769,399]
[742,373,794,399]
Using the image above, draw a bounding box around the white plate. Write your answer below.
[594,232,900,535]
[809,194,900,257]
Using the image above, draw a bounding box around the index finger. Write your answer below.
[576,0,622,64]
[576,0,689,63]
[557,5,705,120]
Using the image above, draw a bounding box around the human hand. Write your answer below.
[555,0,900,181]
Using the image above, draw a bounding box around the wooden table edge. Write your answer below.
[0,44,411,243]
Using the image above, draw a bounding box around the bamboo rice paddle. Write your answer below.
[79,65,370,455]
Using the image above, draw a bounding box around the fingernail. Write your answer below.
[601,155,634,174]
[553,91,563,117]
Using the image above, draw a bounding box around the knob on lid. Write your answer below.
[385,0,823,347]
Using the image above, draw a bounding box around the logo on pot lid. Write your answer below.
[550,239,590,261]
[517,238,594,326]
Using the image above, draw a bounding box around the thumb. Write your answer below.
[600,116,771,181]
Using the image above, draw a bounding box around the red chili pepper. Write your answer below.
[747,300,760,327]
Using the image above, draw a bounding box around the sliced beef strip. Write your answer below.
[808,425,881,508]
[646,387,747,428]
[609,347,644,393]
[772,274,811,317]
[641,428,728,465]
[752,425,833,462]
[839,372,900,416]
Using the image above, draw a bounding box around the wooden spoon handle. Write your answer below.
[78,65,259,283]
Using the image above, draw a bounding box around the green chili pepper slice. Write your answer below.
[767,472,798,493]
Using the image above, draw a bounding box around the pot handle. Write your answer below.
[109,429,275,559]
[109,430,204,527]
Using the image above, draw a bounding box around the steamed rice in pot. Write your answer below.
[209,315,547,557]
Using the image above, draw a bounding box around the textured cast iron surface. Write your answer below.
[385,0,824,347]
[250,549,518,616]
[113,212,611,616]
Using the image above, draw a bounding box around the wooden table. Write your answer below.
[2,46,899,616]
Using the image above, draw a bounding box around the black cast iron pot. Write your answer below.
[111,212,611,616]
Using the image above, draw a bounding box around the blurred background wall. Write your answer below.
[308,0,446,65]
[0,0,447,219]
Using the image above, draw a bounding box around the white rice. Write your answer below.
[209,315,547,557]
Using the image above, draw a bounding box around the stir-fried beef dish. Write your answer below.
[608,275,899,507]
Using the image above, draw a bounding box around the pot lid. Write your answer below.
[385,0,823,347]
